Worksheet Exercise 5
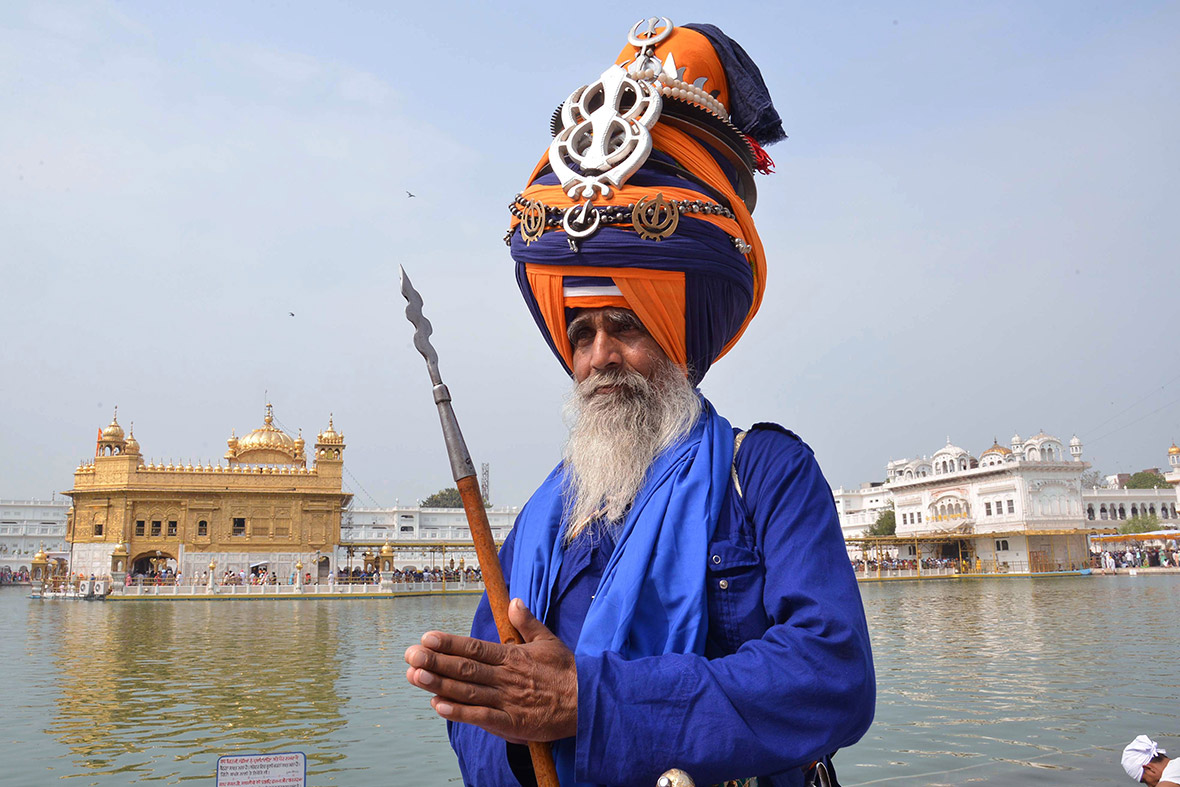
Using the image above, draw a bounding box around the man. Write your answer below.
[405,20,875,787]
[1123,736,1180,786]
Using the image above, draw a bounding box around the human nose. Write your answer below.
[588,330,622,371]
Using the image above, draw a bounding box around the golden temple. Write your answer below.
[64,405,351,583]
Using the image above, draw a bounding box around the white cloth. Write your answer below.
[1161,758,1180,785]
[1123,735,1165,781]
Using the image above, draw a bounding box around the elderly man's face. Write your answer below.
[568,308,668,385]
[1141,759,1165,785]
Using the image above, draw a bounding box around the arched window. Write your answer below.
[1087,505,1095,521]
[1131,505,1138,518]
[1118,505,1126,520]
[1099,505,1108,520]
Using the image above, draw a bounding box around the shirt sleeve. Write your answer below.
[573,429,876,786]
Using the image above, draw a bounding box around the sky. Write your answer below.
[2,1,1178,507]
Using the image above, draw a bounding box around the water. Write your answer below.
[1,576,1177,785]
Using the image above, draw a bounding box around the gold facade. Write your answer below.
[65,405,351,578]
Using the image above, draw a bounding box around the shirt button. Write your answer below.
[719,579,729,590]
[711,555,721,564]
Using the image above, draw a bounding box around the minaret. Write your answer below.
[96,408,127,457]
[1069,435,1083,462]
[314,415,346,466]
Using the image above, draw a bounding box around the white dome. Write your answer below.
[933,438,969,459]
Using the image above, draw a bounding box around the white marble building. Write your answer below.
[0,499,69,574]
[339,504,521,571]
[835,433,1180,570]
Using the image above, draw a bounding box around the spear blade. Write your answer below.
[399,265,442,387]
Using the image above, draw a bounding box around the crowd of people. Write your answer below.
[850,557,962,573]
[0,566,31,584]
[333,566,483,584]
[1095,545,1180,570]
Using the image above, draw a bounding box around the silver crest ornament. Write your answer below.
[548,63,663,201]
[548,17,674,204]
[627,16,673,48]
[626,16,673,79]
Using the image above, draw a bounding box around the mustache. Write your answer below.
[575,368,651,400]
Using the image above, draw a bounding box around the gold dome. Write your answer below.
[380,541,394,556]
[981,439,1012,457]
[124,424,140,455]
[233,404,299,463]
[101,409,124,441]
[1170,442,1180,456]
[317,415,344,445]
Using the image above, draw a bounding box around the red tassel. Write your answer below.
[745,135,776,175]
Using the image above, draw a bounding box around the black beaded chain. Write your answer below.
[508,194,735,228]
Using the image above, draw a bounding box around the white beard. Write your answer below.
[561,358,701,542]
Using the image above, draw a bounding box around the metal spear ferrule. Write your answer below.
[399,266,476,482]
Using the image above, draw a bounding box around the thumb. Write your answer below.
[509,597,553,643]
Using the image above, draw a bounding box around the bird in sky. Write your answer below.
[406,190,416,198]
[289,312,295,317]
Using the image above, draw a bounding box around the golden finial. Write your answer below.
[264,403,274,425]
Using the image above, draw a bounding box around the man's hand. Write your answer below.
[405,598,578,743]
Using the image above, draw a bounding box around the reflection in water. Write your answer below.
[45,600,347,782]
[3,593,479,786]
[5,577,1180,785]
[854,576,1180,785]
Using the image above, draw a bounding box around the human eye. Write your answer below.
[568,323,593,345]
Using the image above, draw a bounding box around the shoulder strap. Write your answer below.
[731,429,749,498]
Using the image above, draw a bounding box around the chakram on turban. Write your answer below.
[507,18,785,385]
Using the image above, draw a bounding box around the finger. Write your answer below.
[508,597,554,643]
[410,666,503,708]
[430,696,517,740]
[406,647,500,687]
[425,630,508,665]
[406,665,440,696]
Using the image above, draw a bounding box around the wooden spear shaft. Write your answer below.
[400,267,561,787]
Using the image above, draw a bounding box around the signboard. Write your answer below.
[216,752,306,787]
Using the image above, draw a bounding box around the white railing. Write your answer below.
[853,567,958,579]
[109,581,485,597]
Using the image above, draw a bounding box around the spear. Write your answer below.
[400,266,561,787]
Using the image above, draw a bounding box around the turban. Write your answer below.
[507,20,784,384]
[1122,735,1164,781]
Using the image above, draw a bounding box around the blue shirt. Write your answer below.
[448,425,875,786]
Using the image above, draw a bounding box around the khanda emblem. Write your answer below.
[548,62,663,201]
[632,193,679,240]
[519,200,547,245]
